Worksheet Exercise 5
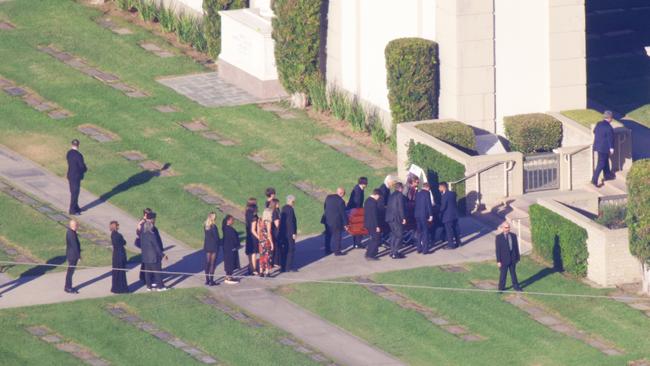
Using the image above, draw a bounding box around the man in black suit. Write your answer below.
[322,187,348,256]
[347,177,367,249]
[439,182,461,249]
[495,222,522,292]
[414,183,434,254]
[279,195,298,272]
[66,139,87,215]
[363,189,382,260]
[385,182,406,259]
[64,220,81,294]
[140,213,167,291]
[591,110,615,187]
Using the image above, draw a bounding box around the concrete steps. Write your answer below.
[583,170,628,197]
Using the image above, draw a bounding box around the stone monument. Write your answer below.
[218,0,287,100]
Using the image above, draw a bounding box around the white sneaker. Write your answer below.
[224,279,239,285]
[156,287,168,292]
[146,287,153,292]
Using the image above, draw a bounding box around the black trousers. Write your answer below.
[282,237,296,271]
[68,179,81,214]
[498,262,520,290]
[388,222,403,257]
[326,227,343,254]
[65,258,78,290]
[365,231,381,258]
[444,220,461,248]
[592,151,611,184]
[416,218,429,253]
[352,235,363,248]
[144,262,163,288]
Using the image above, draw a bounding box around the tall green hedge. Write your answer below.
[385,38,438,124]
[504,113,563,154]
[626,159,650,266]
[272,0,322,94]
[529,204,589,277]
[203,0,248,60]
[407,141,465,212]
[416,121,476,155]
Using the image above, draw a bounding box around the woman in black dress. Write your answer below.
[204,212,220,286]
[245,198,259,275]
[222,215,240,285]
[110,221,129,293]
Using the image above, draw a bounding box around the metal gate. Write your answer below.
[523,153,560,193]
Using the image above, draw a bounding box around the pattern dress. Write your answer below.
[258,217,273,272]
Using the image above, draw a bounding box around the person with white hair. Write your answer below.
[591,110,616,187]
[279,195,298,272]
[495,221,522,292]
[64,219,81,294]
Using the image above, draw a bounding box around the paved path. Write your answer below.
[157,72,265,107]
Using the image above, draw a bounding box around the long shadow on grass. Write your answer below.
[81,164,171,212]
[518,267,558,290]
[0,255,66,296]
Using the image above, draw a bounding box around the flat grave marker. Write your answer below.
[77,124,118,143]
[293,181,329,202]
[26,325,112,366]
[317,135,391,170]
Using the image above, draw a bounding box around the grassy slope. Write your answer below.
[627,105,650,127]
[0,288,319,366]
[561,109,603,129]
[0,0,389,247]
[0,191,111,278]
[282,259,650,366]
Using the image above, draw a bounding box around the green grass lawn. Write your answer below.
[281,258,650,366]
[0,190,111,278]
[0,288,321,366]
[627,104,650,128]
[0,0,390,247]
[561,109,603,129]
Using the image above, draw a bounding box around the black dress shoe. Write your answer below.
[514,286,523,292]
[334,252,344,256]
[365,256,379,261]
[64,288,78,294]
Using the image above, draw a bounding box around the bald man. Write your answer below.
[322,187,348,256]
[65,220,81,294]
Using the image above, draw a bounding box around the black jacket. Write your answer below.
[347,185,364,210]
[111,231,127,267]
[66,149,87,181]
[495,232,520,266]
[440,191,459,223]
[222,225,240,253]
[203,224,220,252]
[323,194,348,229]
[414,189,433,220]
[66,228,81,262]
[385,191,406,223]
[593,120,615,154]
[140,229,163,264]
[378,184,390,207]
[363,196,380,231]
[279,204,297,240]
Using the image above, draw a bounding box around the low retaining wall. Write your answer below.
[537,198,641,287]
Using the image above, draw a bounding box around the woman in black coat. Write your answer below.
[245,199,259,275]
[203,212,220,286]
[110,221,129,293]
[222,215,240,285]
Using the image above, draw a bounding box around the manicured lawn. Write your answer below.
[561,109,603,129]
[0,190,111,278]
[0,288,321,366]
[627,104,650,128]
[281,258,650,365]
[0,0,389,247]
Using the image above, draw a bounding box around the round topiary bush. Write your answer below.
[504,113,563,154]
[416,121,476,155]
[385,38,438,124]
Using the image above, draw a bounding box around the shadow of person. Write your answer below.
[0,255,66,296]
[81,163,172,212]
[162,249,206,288]
[552,235,564,272]
[518,267,557,289]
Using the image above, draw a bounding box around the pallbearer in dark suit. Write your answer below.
[495,222,522,292]
[414,183,434,254]
[280,195,298,272]
[203,212,220,286]
[439,182,461,249]
[110,221,128,294]
[363,189,382,260]
[64,220,81,293]
[591,110,616,187]
[66,139,87,215]
[347,177,367,249]
[222,215,240,285]
[385,182,406,259]
[322,187,348,256]
[140,214,166,291]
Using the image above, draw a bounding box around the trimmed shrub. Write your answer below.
[385,38,438,124]
[416,121,476,155]
[627,159,650,266]
[203,0,247,59]
[347,98,367,132]
[328,86,348,121]
[529,204,589,277]
[596,203,627,229]
[272,0,322,94]
[306,74,328,112]
[407,141,465,212]
[504,113,563,154]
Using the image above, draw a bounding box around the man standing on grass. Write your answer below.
[347,177,367,249]
[495,221,522,292]
[64,219,81,294]
[591,110,616,187]
[66,139,87,215]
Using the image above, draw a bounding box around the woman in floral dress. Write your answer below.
[256,204,275,277]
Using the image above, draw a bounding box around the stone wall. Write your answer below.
[556,144,592,190]
[538,198,642,287]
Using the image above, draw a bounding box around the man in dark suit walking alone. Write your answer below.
[322,187,348,256]
[279,195,298,272]
[414,183,434,254]
[64,219,81,294]
[347,177,367,249]
[591,110,615,187]
[439,182,461,249]
[386,182,406,259]
[66,139,87,215]
[363,189,382,261]
[495,222,522,292]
